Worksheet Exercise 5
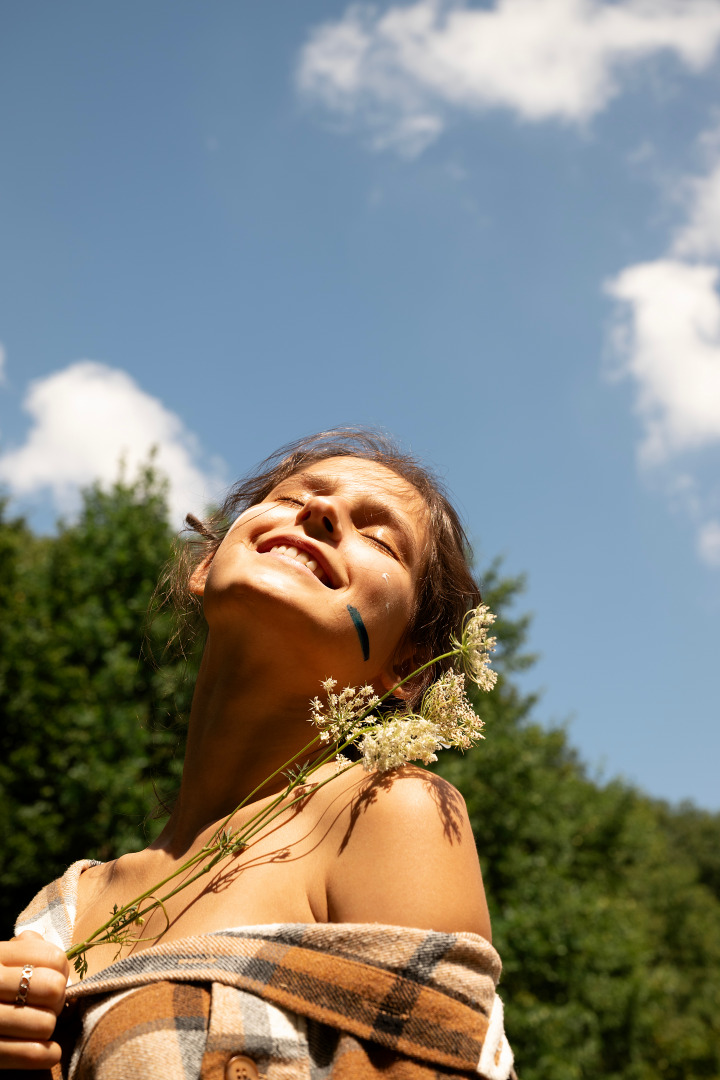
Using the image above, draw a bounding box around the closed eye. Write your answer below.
[364,533,397,557]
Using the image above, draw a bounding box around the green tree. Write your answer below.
[0,467,197,935]
[435,564,720,1079]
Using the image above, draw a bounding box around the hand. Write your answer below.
[0,931,69,1071]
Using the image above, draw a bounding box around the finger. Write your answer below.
[0,933,69,979]
[0,1035,62,1071]
[0,966,67,1011]
[0,1002,59,1041]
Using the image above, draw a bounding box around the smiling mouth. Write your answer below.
[264,544,335,588]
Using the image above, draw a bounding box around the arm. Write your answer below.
[325,767,491,940]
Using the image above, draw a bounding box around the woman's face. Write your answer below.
[199,456,430,692]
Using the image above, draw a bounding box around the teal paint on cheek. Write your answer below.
[346,605,370,661]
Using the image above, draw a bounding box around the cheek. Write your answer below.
[231,502,286,537]
[362,568,416,636]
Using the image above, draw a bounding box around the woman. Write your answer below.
[3,429,515,1078]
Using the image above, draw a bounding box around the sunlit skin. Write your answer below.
[0,457,491,1071]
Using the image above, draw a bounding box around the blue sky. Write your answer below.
[1,1,719,808]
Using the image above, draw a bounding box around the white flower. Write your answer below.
[356,674,485,773]
[451,604,498,691]
[420,672,484,751]
[309,679,380,744]
[359,713,441,773]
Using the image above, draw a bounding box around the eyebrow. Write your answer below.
[277,470,421,560]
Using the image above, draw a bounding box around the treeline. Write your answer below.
[1,472,719,1079]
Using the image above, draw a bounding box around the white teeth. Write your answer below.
[266,545,327,583]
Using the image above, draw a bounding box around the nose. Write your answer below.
[296,495,344,541]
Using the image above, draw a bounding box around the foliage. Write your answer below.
[0,467,199,936]
[435,563,720,1079]
[1,475,720,1077]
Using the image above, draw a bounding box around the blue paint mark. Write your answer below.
[347,605,370,661]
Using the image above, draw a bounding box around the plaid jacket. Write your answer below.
[16,861,515,1080]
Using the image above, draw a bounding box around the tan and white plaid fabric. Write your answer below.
[16,861,515,1080]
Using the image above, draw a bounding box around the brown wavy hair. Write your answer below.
[163,427,481,703]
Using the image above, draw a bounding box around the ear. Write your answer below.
[188,554,214,596]
[378,648,427,702]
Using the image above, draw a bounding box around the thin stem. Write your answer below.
[66,743,344,962]
[68,733,332,962]
[208,731,324,845]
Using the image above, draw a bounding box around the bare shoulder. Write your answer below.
[75,858,112,911]
[304,762,468,840]
[318,764,492,940]
[333,763,470,833]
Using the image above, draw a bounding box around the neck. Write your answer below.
[159,632,324,854]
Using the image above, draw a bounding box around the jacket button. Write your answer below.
[225,1055,260,1080]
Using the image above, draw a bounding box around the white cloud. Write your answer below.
[605,119,720,567]
[698,519,720,565]
[0,342,6,384]
[672,159,720,260]
[297,0,720,155]
[606,259,720,566]
[0,361,225,527]
[605,259,720,465]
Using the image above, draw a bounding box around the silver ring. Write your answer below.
[15,964,34,1007]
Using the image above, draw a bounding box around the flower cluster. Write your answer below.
[358,713,441,772]
[420,671,484,750]
[308,604,496,774]
[309,679,380,743]
[451,604,498,691]
[350,672,484,774]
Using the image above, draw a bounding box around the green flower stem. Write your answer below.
[67,733,329,963]
[66,741,350,965]
[66,847,219,961]
[67,757,355,965]
[207,730,326,846]
[386,650,458,697]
